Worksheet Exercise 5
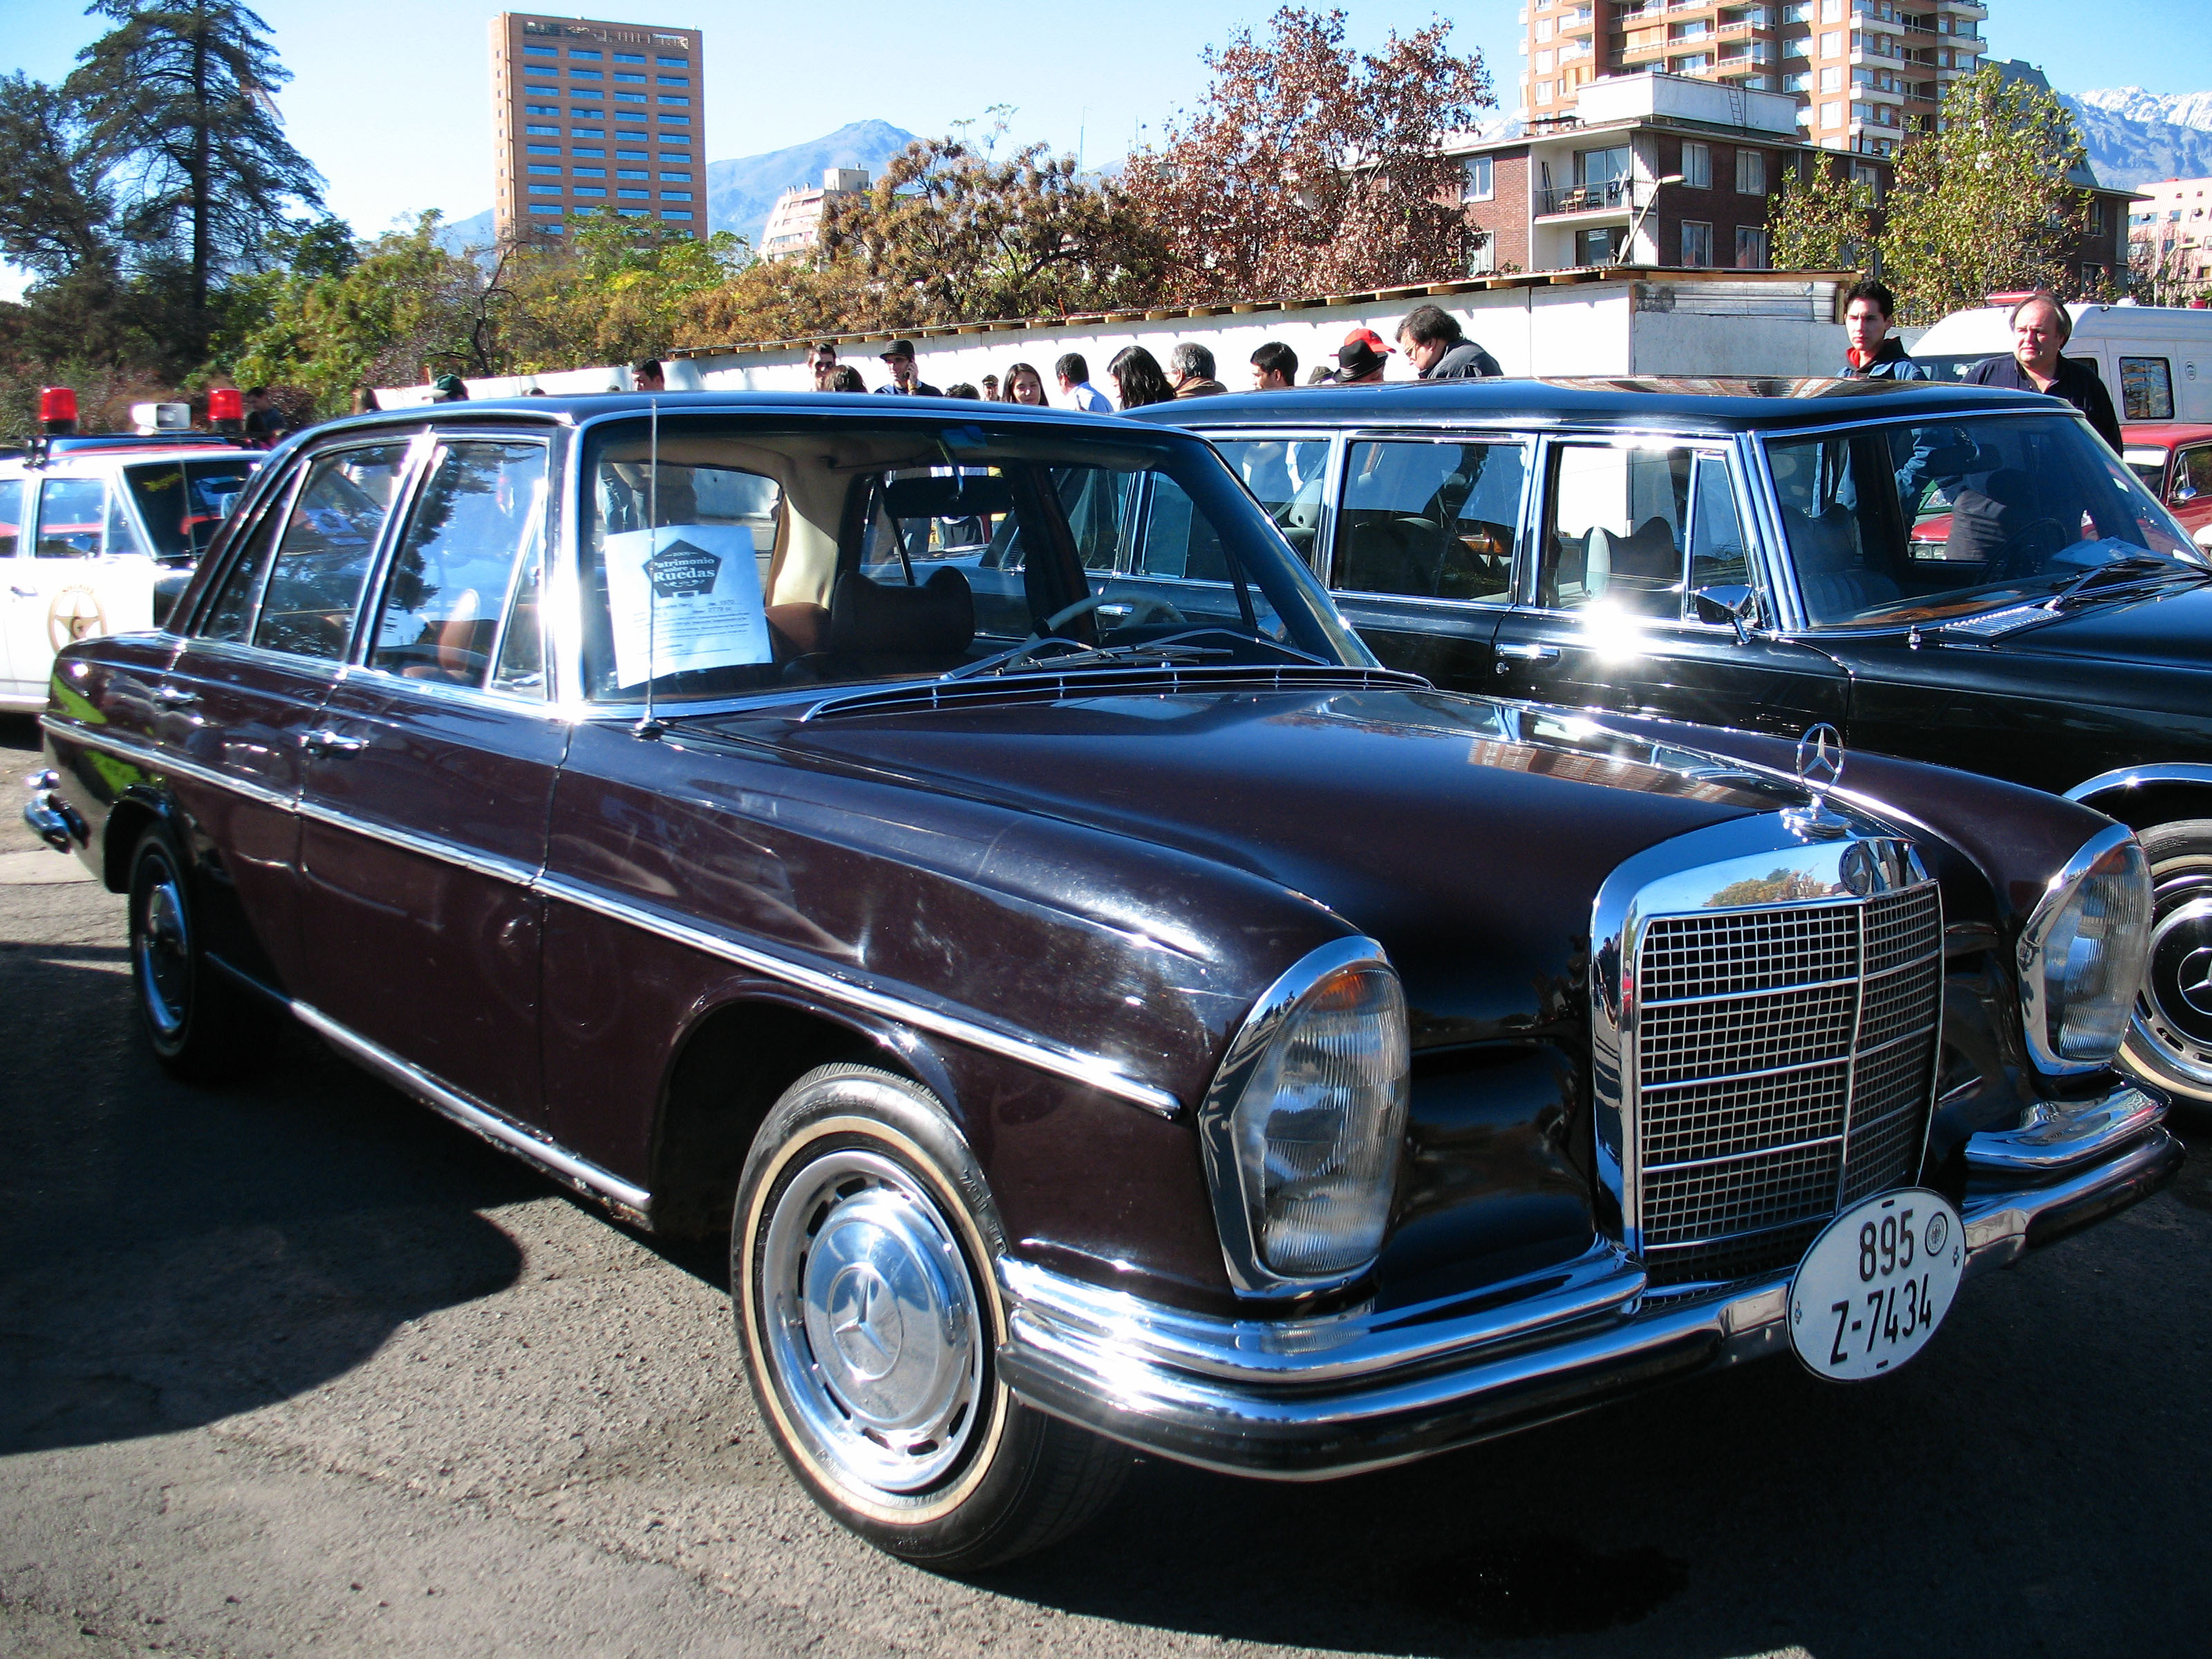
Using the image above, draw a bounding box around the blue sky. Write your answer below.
[3,0,2209,299]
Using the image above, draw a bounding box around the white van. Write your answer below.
[1911,302,2212,423]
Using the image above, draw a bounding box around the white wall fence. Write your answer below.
[375,271,1851,406]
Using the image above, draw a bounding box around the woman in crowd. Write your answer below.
[1107,346,1174,410]
[1002,362,1048,406]
[828,365,866,393]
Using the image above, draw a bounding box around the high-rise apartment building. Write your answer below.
[1519,0,1987,159]
[491,12,705,244]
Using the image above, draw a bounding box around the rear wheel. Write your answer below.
[2121,819,2212,1114]
[733,1062,1127,1572]
[126,824,263,1082]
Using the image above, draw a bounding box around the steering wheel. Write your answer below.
[1042,591,1189,632]
[1983,517,2069,583]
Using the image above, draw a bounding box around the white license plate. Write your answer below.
[1788,1189,1964,1381]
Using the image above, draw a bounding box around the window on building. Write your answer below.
[1737,149,1766,194]
[1820,29,1842,52]
[572,186,606,198]
[1537,80,1555,101]
[615,72,645,84]
[527,163,561,176]
[662,210,694,221]
[572,166,606,178]
[617,169,648,180]
[1736,225,1770,268]
[657,113,690,126]
[618,188,650,200]
[568,48,601,59]
[1576,144,1633,186]
[2090,200,2109,235]
[525,84,560,96]
[525,123,559,135]
[1681,141,1712,189]
[1466,155,1494,200]
[659,151,688,162]
[616,149,648,160]
[1680,220,1714,264]
[657,74,689,85]
[658,170,693,182]
[1820,65,1842,90]
[1820,0,1843,17]
[527,143,559,155]
[527,183,563,195]
[616,92,646,103]
[1821,100,1843,125]
[656,55,688,66]
[571,106,604,118]
[614,52,644,63]
[657,94,691,106]
[1537,16,1555,38]
[569,67,603,79]
[660,190,693,202]
[523,44,556,56]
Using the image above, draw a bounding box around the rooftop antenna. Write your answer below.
[635,395,665,738]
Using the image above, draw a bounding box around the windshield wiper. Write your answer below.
[947,637,1238,679]
[2045,549,2209,611]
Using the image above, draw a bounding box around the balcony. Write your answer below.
[1537,176,1640,216]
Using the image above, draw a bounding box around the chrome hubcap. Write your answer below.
[136,865,191,1038]
[2133,884,2212,1088]
[760,1148,983,1496]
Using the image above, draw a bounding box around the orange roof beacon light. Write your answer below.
[39,386,78,435]
[206,387,244,437]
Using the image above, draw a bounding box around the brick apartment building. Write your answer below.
[490,12,706,244]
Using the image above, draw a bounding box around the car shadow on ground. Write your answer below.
[0,934,545,1456]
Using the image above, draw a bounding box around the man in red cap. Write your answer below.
[1335,328,1392,385]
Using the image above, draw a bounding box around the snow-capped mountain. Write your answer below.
[2059,88,2212,191]
[2073,88,2212,133]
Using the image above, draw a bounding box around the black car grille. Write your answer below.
[1633,884,1943,1287]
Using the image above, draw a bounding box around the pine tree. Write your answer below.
[64,0,324,347]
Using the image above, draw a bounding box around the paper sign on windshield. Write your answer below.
[604,525,771,686]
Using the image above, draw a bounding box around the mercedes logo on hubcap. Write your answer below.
[825,1263,903,1382]
[2175,946,2212,1020]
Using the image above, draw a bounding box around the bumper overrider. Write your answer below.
[996,1086,2181,1479]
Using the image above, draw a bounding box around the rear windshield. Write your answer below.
[124,459,257,562]
[573,415,1367,702]
[1765,412,2200,629]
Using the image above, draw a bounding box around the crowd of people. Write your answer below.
[794,302,1510,411]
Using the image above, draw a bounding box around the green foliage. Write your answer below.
[1767,154,1875,275]
[65,0,324,335]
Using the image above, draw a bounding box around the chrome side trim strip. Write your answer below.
[293,798,540,890]
[41,716,297,814]
[52,718,1188,1120]
[534,871,1187,1121]
[290,999,651,1213]
[2063,762,2212,806]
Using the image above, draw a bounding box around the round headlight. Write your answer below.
[2019,827,2153,1071]
[1199,939,1411,1294]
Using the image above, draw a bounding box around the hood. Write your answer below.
[721,684,1817,1048]
[1985,577,2212,671]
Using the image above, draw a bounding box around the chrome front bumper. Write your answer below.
[997,1086,2182,1480]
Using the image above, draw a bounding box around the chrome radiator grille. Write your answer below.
[1633,883,1943,1286]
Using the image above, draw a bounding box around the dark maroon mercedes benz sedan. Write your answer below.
[22,393,2181,1569]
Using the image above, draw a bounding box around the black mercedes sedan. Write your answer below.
[1140,377,2212,1111]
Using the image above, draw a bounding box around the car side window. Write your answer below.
[34,477,110,557]
[1539,443,1691,617]
[253,443,413,661]
[0,479,22,559]
[1213,438,1331,565]
[1686,455,1750,608]
[2180,447,2212,500]
[198,491,289,641]
[368,442,547,688]
[1134,475,1232,583]
[1338,440,1521,604]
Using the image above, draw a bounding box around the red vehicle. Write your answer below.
[2123,422,2212,547]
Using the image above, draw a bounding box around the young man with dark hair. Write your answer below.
[874,341,941,397]
[1963,292,2122,451]
[1168,341,1226,397]
[632,359,667,393]
[1840,281,1928,382]
[1250,341,1298,391]
[1396,304,1501,379]
[1054,353,1111,413]
[807,342,839,391]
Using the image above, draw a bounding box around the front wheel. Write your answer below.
[733,1063,1127,1572]
[2120,819,2212,1114]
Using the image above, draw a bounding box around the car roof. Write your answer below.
[0,442,265,478]
[2122,422,2212,447]
[1123,374,2061,434]
[306,391,1190,440]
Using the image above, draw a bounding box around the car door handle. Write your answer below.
[1495,641,1561,666]
[152,685,198,708]
[301,729,367,757]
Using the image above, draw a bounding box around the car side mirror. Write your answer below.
[2175,481,2200,503]
[1691,583,1761,642]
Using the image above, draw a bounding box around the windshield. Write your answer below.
[1764,413,2200,629]
[124,459,257,563]
[575,415,1370,702]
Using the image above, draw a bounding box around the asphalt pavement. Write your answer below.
[4,710,2211,1659]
